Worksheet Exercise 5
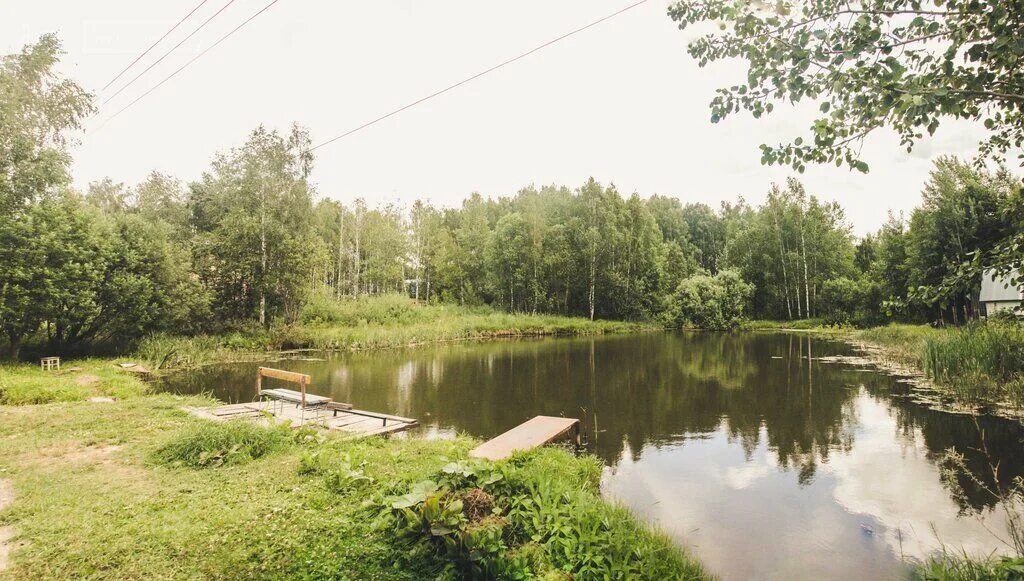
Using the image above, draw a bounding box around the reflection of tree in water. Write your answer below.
[713,334,858,484]
[163,332,1024,511]
[160,364,255,402]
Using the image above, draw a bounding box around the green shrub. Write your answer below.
[819,276,884,327]
[665,269,754,330]
[153,421,290,468]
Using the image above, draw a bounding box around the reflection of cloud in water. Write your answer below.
[827,393,1011,562]
[603,429,906,580]
[723,462,772,490]
[603,391,1016,580]
[330,366,350,385]
[396,361,415,393]
[721,427,777,489]
[416,424,458,441]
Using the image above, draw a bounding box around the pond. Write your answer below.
[160,332,1024,580]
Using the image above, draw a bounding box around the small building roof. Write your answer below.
[980,268,1023,303]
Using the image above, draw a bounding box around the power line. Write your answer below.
[97,0,283,126]
[101,0,239,107]
[100,0,211,92]
[309,0,649,152]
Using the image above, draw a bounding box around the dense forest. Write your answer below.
[3,35,1024,358]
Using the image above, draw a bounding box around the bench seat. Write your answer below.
[259,388,331,406]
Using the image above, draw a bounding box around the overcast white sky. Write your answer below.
[4,0,992,235]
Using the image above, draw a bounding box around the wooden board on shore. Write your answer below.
[469,416,580,461]
[183,400,418,438]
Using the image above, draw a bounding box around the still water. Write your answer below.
[161,332,1024,580]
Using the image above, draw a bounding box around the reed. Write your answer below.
[854,322,1024,404]
[922,323,1024,402]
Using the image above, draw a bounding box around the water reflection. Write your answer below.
[162,332,1024,580]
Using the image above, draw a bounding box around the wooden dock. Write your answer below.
[469,415,580,461]
[183,400,418,437]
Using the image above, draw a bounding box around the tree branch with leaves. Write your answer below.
[668,0,1024,173]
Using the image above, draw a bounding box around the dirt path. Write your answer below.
[0,478,12,572]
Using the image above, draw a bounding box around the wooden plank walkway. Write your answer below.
[183,400,418,437]
[469,416,580,461]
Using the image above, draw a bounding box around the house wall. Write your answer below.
[984,300,1023,316]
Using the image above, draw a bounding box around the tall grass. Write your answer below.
[922,323,1024,402]
[856,323,939,368]
[152,421,291,468]
[745,318,830,330]
[918,551,1024,580]
[135,332,269,370]
[300,292,447,326]
[855,322,1024,404]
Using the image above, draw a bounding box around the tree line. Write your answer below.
[3,35,1023,358]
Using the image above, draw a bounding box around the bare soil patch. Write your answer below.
[73,374,100,387]
[30,441,123,466]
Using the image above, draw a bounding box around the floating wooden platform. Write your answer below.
[183,400,418,437]
[469,415,580,461]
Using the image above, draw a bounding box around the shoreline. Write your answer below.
[134,315,658,373]
[747,321,1024,421]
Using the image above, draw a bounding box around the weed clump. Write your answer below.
[461,487,493,522]
[381,450,707,579]
[153,421,290,468]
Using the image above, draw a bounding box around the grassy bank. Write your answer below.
[0,392,706,579]
[854,322,1024,405]
[745,318,832,331]
[135,294,654,371]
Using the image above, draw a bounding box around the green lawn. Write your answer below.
[0,370,706,579]
[0,359,149,405]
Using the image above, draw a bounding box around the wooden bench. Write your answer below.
[257,367,327,421]
[255,367,357,423]
[469,416,580,461]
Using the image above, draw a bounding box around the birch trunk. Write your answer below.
[259,188,267,327]
[798,205,811,319]
[335,209,345,298]
[589,248,596,321]
[771,206,793,319]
